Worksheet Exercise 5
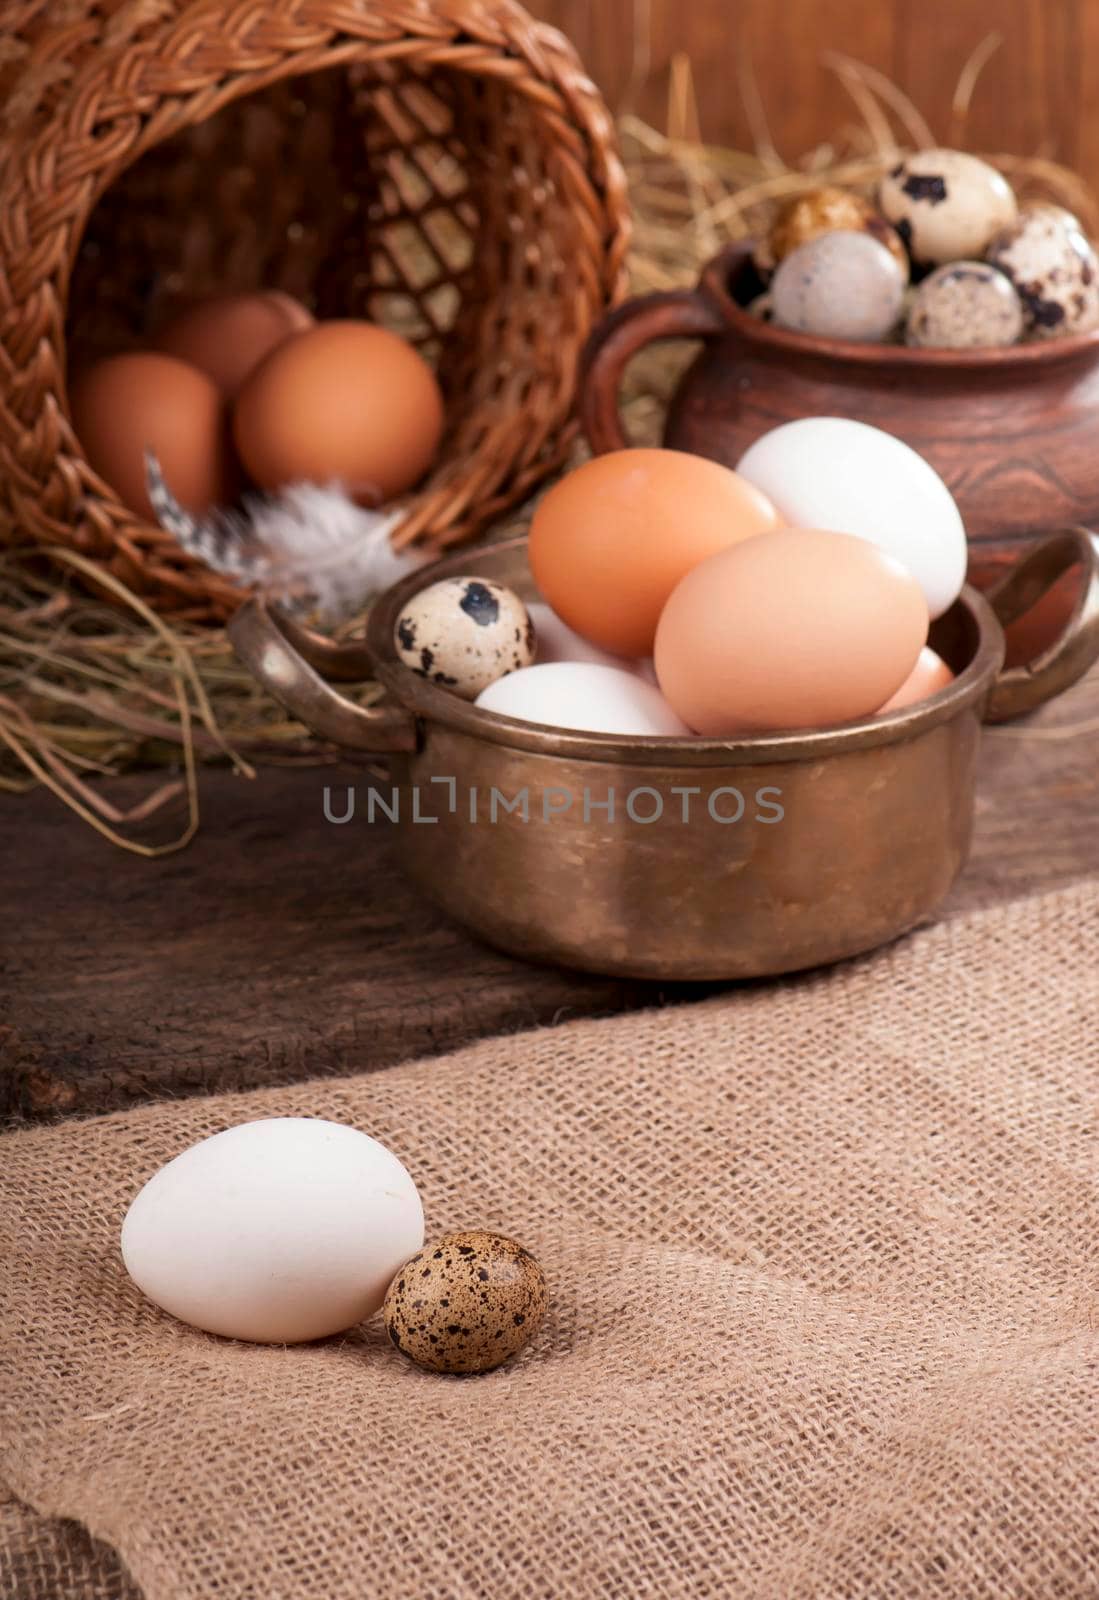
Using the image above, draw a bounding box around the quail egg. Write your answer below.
[383,1230,547,1374]
[771,231,906,342]
[986,207,1099,339]
[756,185,910,280]
[905,261,1024,349]
[394,577,535,700]
[747,292,775,323]
[879,149,1017,268]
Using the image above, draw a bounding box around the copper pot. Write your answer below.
[229,529,1099,981]
[581,241,1099,546]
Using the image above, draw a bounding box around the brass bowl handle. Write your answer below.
[229,599,418,752]
[579,287,727,455]
[983,526,1099,723]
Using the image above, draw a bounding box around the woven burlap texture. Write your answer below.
[3,878,1099,1600]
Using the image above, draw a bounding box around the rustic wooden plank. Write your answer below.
[0,766,713,1124]
[4,662,1098,1126]
[893,0,1078,162]
[1073,0,1099,191]
[531,0,1095,183]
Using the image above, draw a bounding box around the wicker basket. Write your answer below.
[0,0,630,621]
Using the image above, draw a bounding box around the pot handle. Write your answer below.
[580,287,727,455]
[983,526,1099,723]
[228,599,419,752]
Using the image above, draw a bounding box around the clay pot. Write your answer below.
[580,240,1099,549]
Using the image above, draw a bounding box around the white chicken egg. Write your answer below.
[476,662,691,736]
[736,417,966,618]
[120,1117,424,1343]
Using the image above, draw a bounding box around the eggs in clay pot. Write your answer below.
[878,149,1017,268]
[120,1117,424,1343]
[69,352,237,518]
[736,417,966,618]
[476,662,691,736]
[756,186,910,278]
[986,207,1099,339]
[654,529,928,735]
[394,577,534,700]
[878,647,955,712]
[905,262,1024,349]
[154,290,314,397]
[771,231,907,342]
[528,448,779,657]
[234,321,444,500]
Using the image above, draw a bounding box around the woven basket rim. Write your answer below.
[0,0,631,622]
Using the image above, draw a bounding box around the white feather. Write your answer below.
[144,452,432,622]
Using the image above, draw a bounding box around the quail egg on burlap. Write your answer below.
[906,261,1024,349]
[771,231,906,342]
[986,207,1099,339]
[383,1230,547,1374]
[756,185,910,280]
[879,149,1017,268]
[394,577,535,700]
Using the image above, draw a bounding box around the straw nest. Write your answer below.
[3,47,1095,852]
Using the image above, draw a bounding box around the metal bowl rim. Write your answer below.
[367,537,1004,768]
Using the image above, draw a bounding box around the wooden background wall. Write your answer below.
[531,0,1099,185]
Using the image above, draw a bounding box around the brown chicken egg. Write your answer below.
[69,352,236,519]
[654,528,929,735]
[528,449,780,658]
[233,321,445,501]
[878,647,955,712]
[154,290,314,397]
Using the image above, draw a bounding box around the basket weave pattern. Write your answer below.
[0,0,630,620]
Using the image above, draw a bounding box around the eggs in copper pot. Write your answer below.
[878,647,955,712]
[394,577,534,700]
[234,320,445,501]
[528,448,780,657]
[154,290,314,397]
[736,417,966,618]
[654,529,929,735]
[476,662,691,737]
[69,352,237,519]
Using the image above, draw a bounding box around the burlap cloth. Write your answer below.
[3,879,1099,1600]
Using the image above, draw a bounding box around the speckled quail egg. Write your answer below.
[986,207,1099,339]
[771,231,906,342]
[383,1230,547,1374]
[394,577,534,699]
[756,185,910,280]
[746,292,775,323]
[879,149,1018,268]
[905,261,1024,349]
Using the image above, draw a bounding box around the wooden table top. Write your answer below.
[4,666,1098,1125]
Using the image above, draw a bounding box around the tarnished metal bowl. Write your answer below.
[231,528,1099,980]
